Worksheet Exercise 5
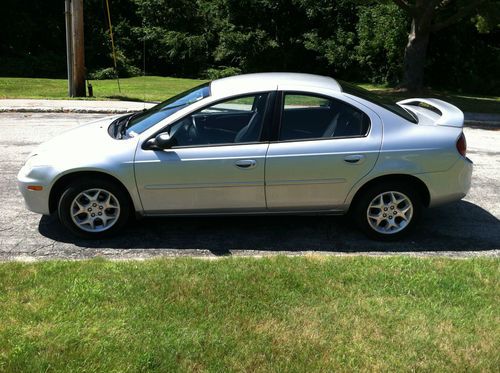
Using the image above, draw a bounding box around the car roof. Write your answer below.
[210,73,342,96]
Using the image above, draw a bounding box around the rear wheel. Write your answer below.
[57,179,130,238]
[352,182,421,240]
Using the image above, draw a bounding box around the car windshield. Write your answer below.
[339,81,417,123]
[124,83,211,136]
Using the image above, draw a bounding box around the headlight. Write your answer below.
[24,154,39,170]
[23,154,49,172]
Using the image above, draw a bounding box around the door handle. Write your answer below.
[344,154,365,164]
[235,159,257,169]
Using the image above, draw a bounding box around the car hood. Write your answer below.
[33,116,114,154]
[29,115,138,167]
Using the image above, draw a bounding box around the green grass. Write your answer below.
[0,256,498,372]
[0,76,207,103]
[0,76,499,113]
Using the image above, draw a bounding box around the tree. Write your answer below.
[393,0,498,92]
[355,3,408,85]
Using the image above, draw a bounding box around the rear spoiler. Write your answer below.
[397,98,464,127]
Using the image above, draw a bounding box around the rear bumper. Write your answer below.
[419,157,473,207]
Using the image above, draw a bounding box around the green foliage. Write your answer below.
[88,57,141,80]
[476,1,500,32]
[300,0,359,77]
[426,20,500,94]
[355,3,408,84]
[88,67,117,80]
[0,0,498,93]
[203,66,242,80]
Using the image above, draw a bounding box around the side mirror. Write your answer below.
[143,133,175,150]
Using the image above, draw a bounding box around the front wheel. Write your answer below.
[57,179,130,238]
[352,182,422,240]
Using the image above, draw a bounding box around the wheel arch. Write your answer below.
[49,170,136,214]
[348,174,431,212]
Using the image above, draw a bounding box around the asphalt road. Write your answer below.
[0,112,499,260]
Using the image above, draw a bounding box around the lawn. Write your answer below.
[1,76,499,114]
[0,256,498,372]
[0,76,207,103]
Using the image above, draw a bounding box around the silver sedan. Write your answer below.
[17,73,472,240]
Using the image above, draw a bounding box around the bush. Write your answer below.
[203,66,242,80]
[88,67,117,80]
[119,64,141,78]
[88,65,141,80]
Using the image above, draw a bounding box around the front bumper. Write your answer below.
[419,156,473,207]
[17,165,53,215]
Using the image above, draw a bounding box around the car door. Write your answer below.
[135,92,273,214]
[265,92,382,211]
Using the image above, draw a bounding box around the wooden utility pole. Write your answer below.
[65,0,73,96]
[65,0,86,97]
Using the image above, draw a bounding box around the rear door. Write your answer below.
[265,92,382,210]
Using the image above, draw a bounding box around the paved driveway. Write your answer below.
[1,113,499,260]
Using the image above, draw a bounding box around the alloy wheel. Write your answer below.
[366,191,413,234]
[70,188,121,233]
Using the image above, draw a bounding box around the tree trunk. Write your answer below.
[400,0,436,93]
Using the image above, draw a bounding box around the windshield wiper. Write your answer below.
[117,110,146,138]
[110,112,133,135]
[111,114,130,138]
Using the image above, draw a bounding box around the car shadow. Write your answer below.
[38,200,499,254]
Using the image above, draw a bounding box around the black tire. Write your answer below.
[351,181,422,241]
[57,178,131,238]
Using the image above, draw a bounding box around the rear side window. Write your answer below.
[339,80,418,123]
[279,93,370,141]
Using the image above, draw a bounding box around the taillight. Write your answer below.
[456,132,467,157]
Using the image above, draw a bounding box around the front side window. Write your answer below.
[166,93,269,147]
[279,93,370,141]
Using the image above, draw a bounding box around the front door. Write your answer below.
[265,92,382,210]
[135,92,272,213]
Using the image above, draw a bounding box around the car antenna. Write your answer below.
[105,0,121,93]
[143,28,146,110]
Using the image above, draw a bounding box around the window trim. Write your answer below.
[274,91,372,143]
[142,91,276,150]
